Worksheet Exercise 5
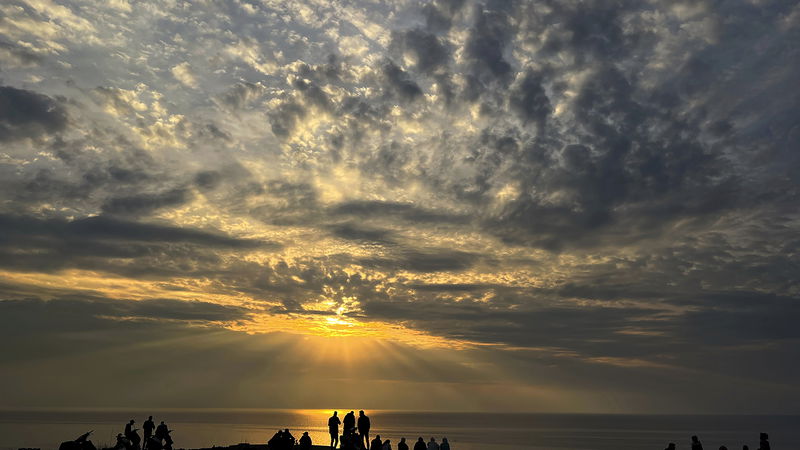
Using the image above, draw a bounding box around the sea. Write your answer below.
[0,409,798,450]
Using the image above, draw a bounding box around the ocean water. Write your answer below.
[0,409,797,450]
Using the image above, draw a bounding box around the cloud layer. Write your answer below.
[0,0,798,412]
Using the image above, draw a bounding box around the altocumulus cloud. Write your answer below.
[0,0,798,412]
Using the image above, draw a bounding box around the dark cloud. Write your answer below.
[360,248,479,272]
[509,68,551,128]
[101,187,192,215]
[0,213,274,274]
[382,60,423,101]
[269,101,306,138]
[330,200,470,225]
[464,1,515,83]
[391,28,450,74]
[328,223,396,246]
[0,86,67,142]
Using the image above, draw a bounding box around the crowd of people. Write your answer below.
[111,416,173,450]
[664,432,771,450]
[265,410,452,450]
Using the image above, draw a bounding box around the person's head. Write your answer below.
[385,440,390,444]
[743,446,749,450]
[376,435,381,440]
[719,446,728,450]
[430,437,436,442]
[303,432,309,436]
[692,436,699,442]
[667,444,676,450]
[418,437,424,442]
[400,438,406,443]
[760,433,769,440]
[160,421,165,425]
[350,410,354,414]
[148,416,153,420]
[360,410,364,416]
[334,411,338,416]
[117,434,123,438]
[129,419,135,424]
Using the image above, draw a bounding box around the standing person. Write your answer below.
[382,439,392,450]
[344,411,356,435]
[665,444,676,450]
[155,422,169,441]
[358,410,371,449]
[413,437,426,450]
[427,437,439,450]
[124,420,135,440]
[692,435,705,450]
[125,420,141,449]
[439,437,450,450]
[329,411,341,449]
[397,438,408,450]
[759,433,771,450]
[299,431,313,450]
[143,416,155,446]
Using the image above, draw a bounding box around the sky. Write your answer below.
[0,0,798,414]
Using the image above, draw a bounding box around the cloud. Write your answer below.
[171,62,199,88]
[0,86,67,142]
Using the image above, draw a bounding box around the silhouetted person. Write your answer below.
[162,430,173,450]
[398,438,408,450]
[155,422,169,441]
[145,436,161,450]
[268,430,283,450]
[358,410,371,448]
[440,437,450,450]
[665,444,676,450]
[720,446,728,450]
[759,433,770,450]
[413,437,426,450]
[743,446,749,450]
[124,420,140,450]
[692,435,704,450]
[284,429,296,449]
[329,411,341,449]
[299,431,312,450]
[370,435,383,450]
[427,437,439,450]
[113,433,132,450]
[344,411,356,434]
[143,416,155,443]
[382,439,392,450]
